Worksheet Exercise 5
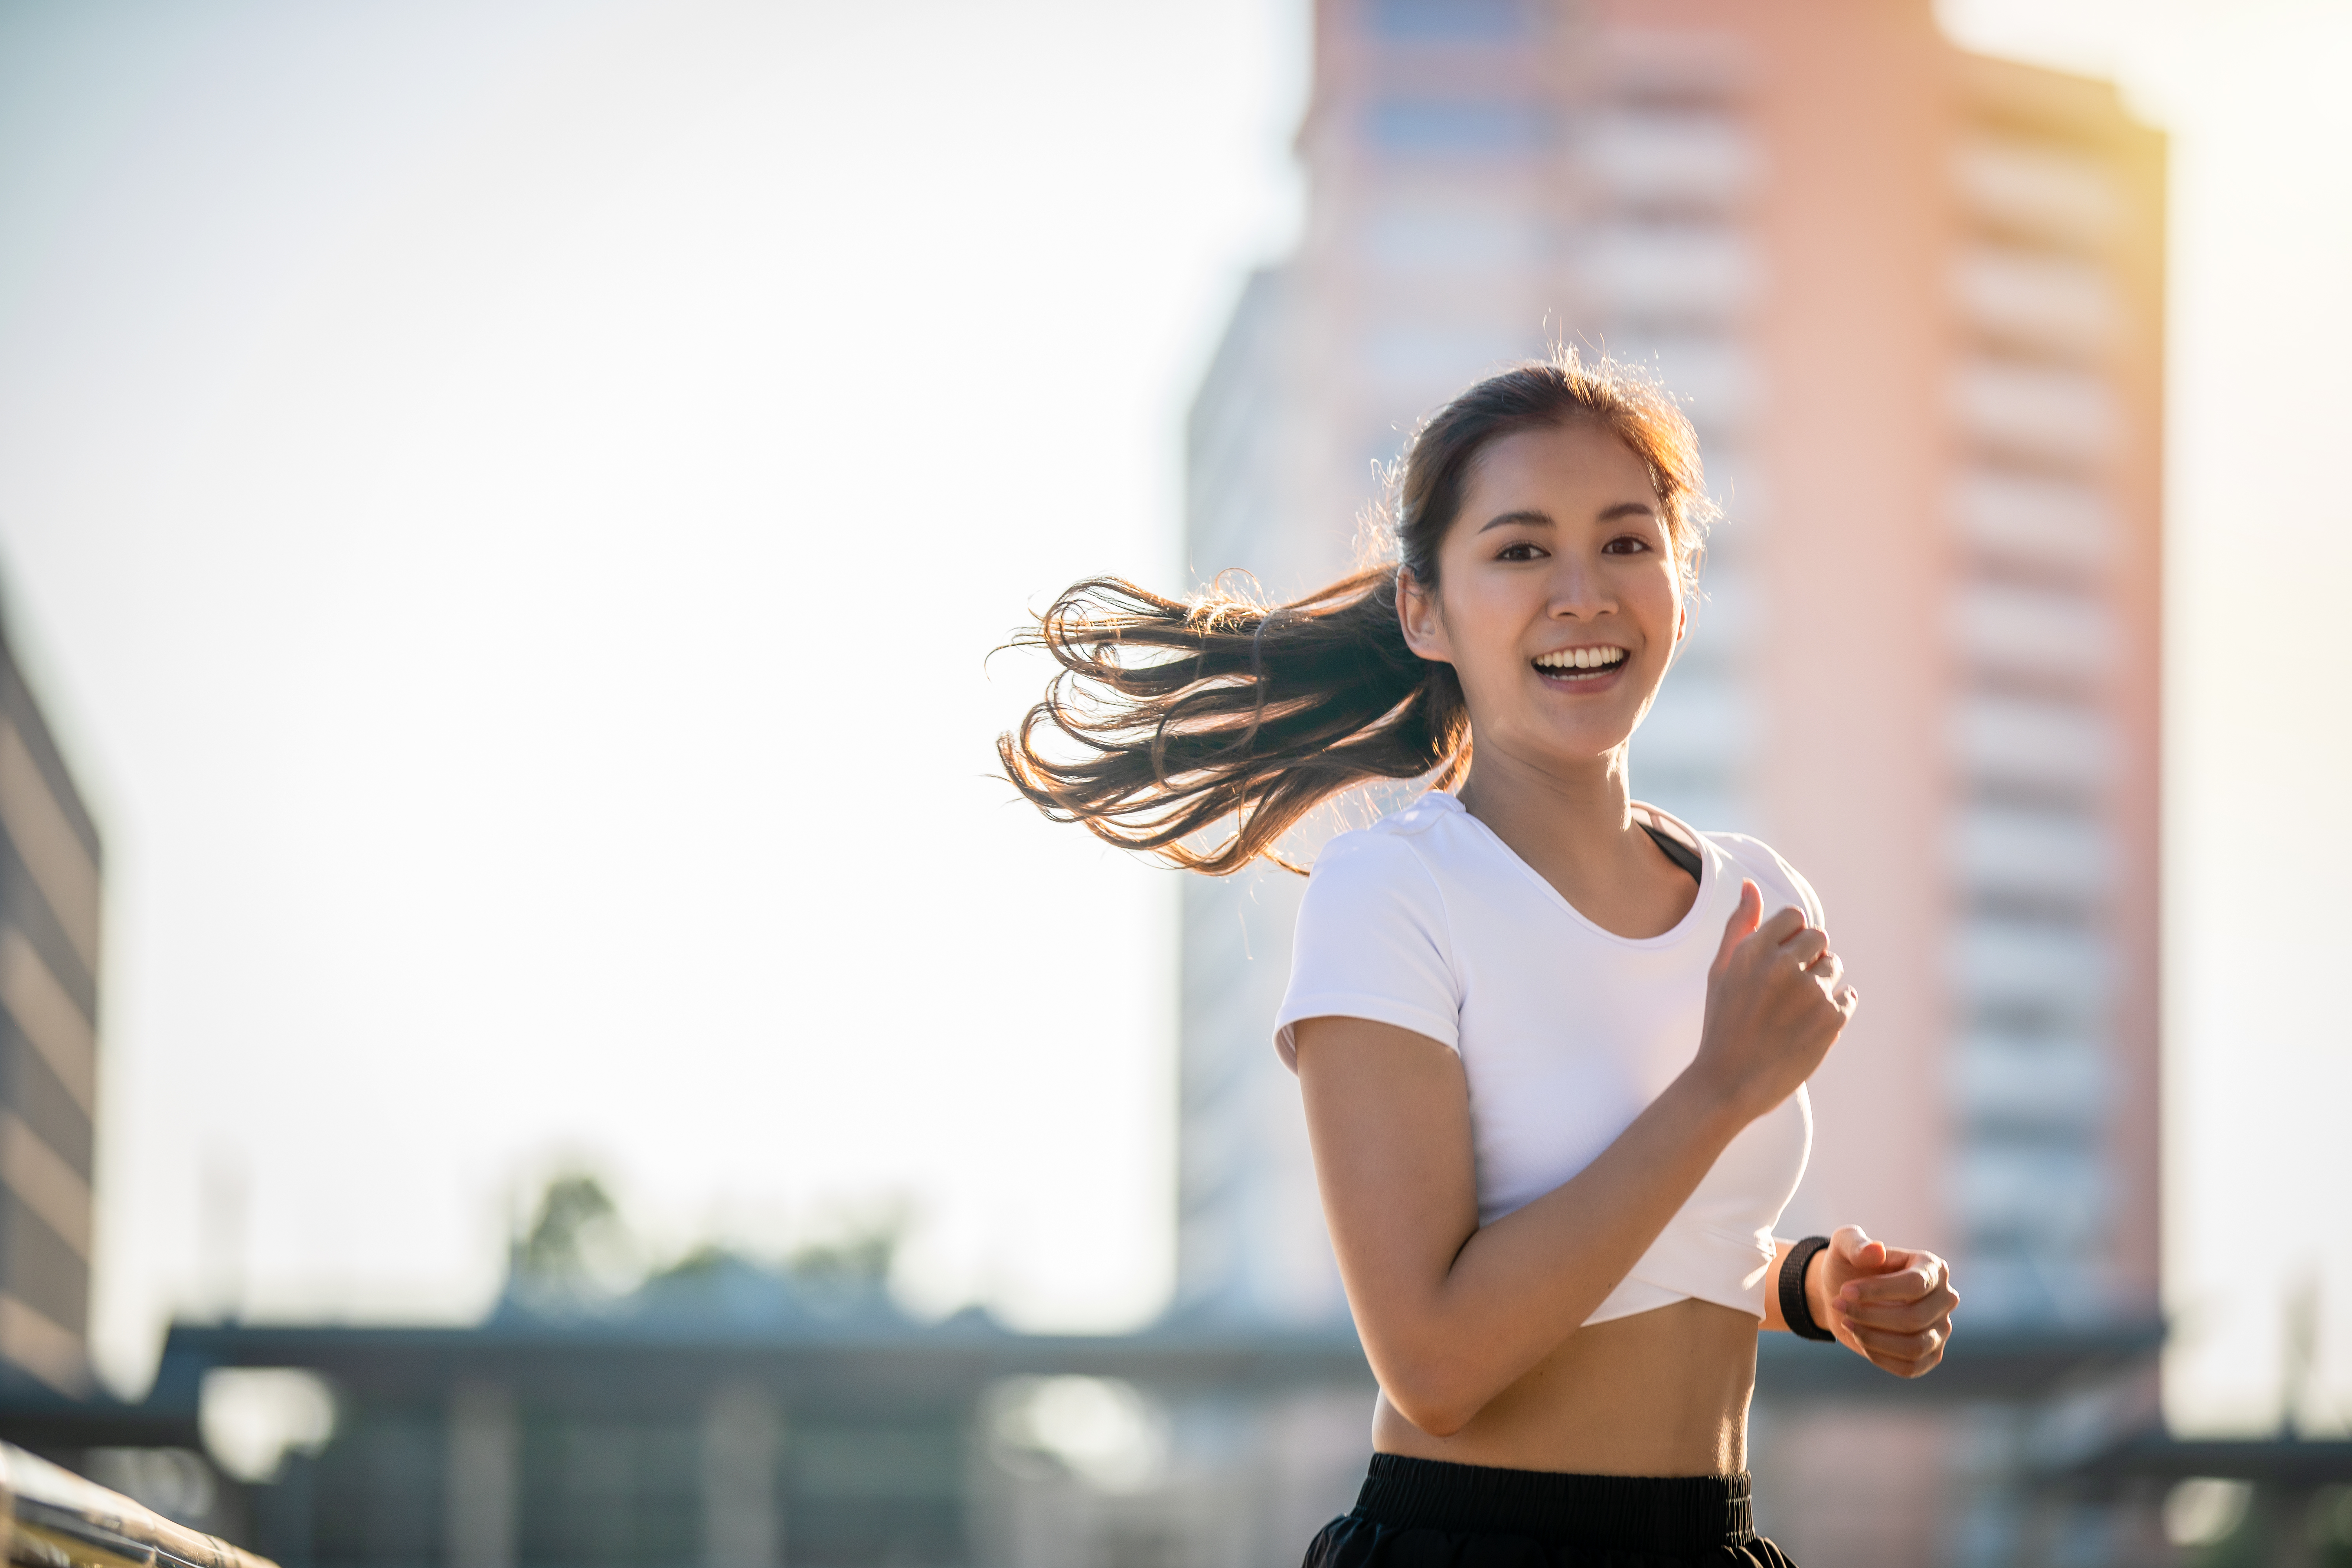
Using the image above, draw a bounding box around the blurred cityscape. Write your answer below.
[0,1,2346,1567]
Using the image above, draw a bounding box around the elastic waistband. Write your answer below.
[1352,1454,1758,1552]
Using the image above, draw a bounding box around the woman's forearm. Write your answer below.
[1374,1069,1751,1433]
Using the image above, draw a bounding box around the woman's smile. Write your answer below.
[1532,644,1632,688]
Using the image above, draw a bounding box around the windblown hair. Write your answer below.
[997,351,1713,874]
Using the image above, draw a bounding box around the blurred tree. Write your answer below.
[501,1175,912,1322]
[782,1205,905,1290]
[506,1172,639,1312]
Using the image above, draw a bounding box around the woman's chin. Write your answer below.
[1477,715,1643,773]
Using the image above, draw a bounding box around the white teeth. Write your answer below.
[1534,647,1626,672]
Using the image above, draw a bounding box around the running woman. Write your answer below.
[1000,354,1958,1567]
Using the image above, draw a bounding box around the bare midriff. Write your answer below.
[1370,1298,1760,1476]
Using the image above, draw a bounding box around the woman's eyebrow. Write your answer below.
[1475,508,1553,533]
[1597,500,1657,522]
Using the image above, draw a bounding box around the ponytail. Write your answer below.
[996,350,1710,875]
[996,570,1469,874]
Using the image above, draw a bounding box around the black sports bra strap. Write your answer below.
[1640,821,1703,885]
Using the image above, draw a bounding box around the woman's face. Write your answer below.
[1399,420,1684,775]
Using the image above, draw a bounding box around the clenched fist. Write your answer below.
[1691,880,1859,1124]
[1809,1225,1959,1378]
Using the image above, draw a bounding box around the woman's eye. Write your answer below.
[1496,541,1545,561]
[1601,535,1654,555]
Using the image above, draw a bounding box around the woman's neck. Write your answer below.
[1454,742,1695,940]
[1457,742,1633,855]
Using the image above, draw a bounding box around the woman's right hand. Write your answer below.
[1690,880,1858,1123]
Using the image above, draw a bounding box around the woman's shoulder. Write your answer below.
[1311,791,1465,871]
[1298,794,1477,922]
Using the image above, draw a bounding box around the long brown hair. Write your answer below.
[997,351,1713,874]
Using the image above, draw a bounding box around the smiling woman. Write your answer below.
[998,354,1960,1568]
[996,355,1708,875]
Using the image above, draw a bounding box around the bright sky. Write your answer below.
[0,0,1307,1388]
[0,0,2343,1438]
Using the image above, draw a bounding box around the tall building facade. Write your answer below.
[1179,0,2161,1387]
[0,622,100,1394]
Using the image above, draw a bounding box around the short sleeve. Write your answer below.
[1710,832,1826,930]
[1272,832,1461,1072]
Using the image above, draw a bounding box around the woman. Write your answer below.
[999,355,1958,1566]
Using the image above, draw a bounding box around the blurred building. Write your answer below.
[18,1282,2214,1568]
[0,620,100,1397]
[109,1258,1374,1568]
[1179,0,2164,1562]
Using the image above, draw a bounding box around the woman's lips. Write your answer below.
[1533,662,1626,689]
[1530,647,1630,689]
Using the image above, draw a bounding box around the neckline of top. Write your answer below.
[1417,791,1717,950]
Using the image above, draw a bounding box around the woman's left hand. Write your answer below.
[1812,1225,1957,1378]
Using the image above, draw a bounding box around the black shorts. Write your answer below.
[1304,1454,1800,1567]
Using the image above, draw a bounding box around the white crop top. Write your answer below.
[1274,791,1820,1326]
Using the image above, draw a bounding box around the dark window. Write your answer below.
[1365,0,1529,42]
[1367,99,1553,156]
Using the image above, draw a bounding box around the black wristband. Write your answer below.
[1780,1235,1836,1342]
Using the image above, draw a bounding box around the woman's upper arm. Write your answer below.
[1293,1016,1479,1381]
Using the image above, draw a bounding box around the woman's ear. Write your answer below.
[1397,570,1452,663]
[1659,598,1691,674]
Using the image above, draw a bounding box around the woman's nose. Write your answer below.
[1548,556,1615,618]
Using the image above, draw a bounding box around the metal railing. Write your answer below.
[0,1445,276,1568]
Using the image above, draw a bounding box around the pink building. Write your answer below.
[1178,1,2164,1559]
